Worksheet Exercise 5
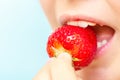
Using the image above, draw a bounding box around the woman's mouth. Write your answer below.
[60,16,115,57]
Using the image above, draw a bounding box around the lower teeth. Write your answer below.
[97,40,108,48]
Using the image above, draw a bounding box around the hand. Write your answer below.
[33,53,82,80]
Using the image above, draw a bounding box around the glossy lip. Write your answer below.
[59,14,115,57]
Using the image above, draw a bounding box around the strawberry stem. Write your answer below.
[72,58,81,61]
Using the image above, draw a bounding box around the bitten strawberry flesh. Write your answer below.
[46,25,97,70]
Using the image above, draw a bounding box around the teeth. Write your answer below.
[97,40,108,48]
[67,21,77,26]
[78,21,90,28]
[67,21,96,28]
[97,42,102,48]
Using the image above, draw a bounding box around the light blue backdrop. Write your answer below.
[0,0,51,80]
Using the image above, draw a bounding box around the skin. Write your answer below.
[33,0,120,80]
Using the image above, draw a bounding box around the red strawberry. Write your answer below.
[46,25,97,70]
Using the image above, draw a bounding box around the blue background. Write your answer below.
[0,0,51,80]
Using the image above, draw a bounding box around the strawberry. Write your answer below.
[46,25,97,70]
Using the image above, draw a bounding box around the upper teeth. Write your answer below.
[67,21,96,28]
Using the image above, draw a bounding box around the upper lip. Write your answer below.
[59,14,110,26]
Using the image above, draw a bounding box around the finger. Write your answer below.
[50,53,77,80]
[33,57,55,80]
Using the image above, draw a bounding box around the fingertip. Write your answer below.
[57,52,72,64]
[58,52,72,59]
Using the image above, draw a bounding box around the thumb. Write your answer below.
[57,53,83,80]
[50,52,77,80]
